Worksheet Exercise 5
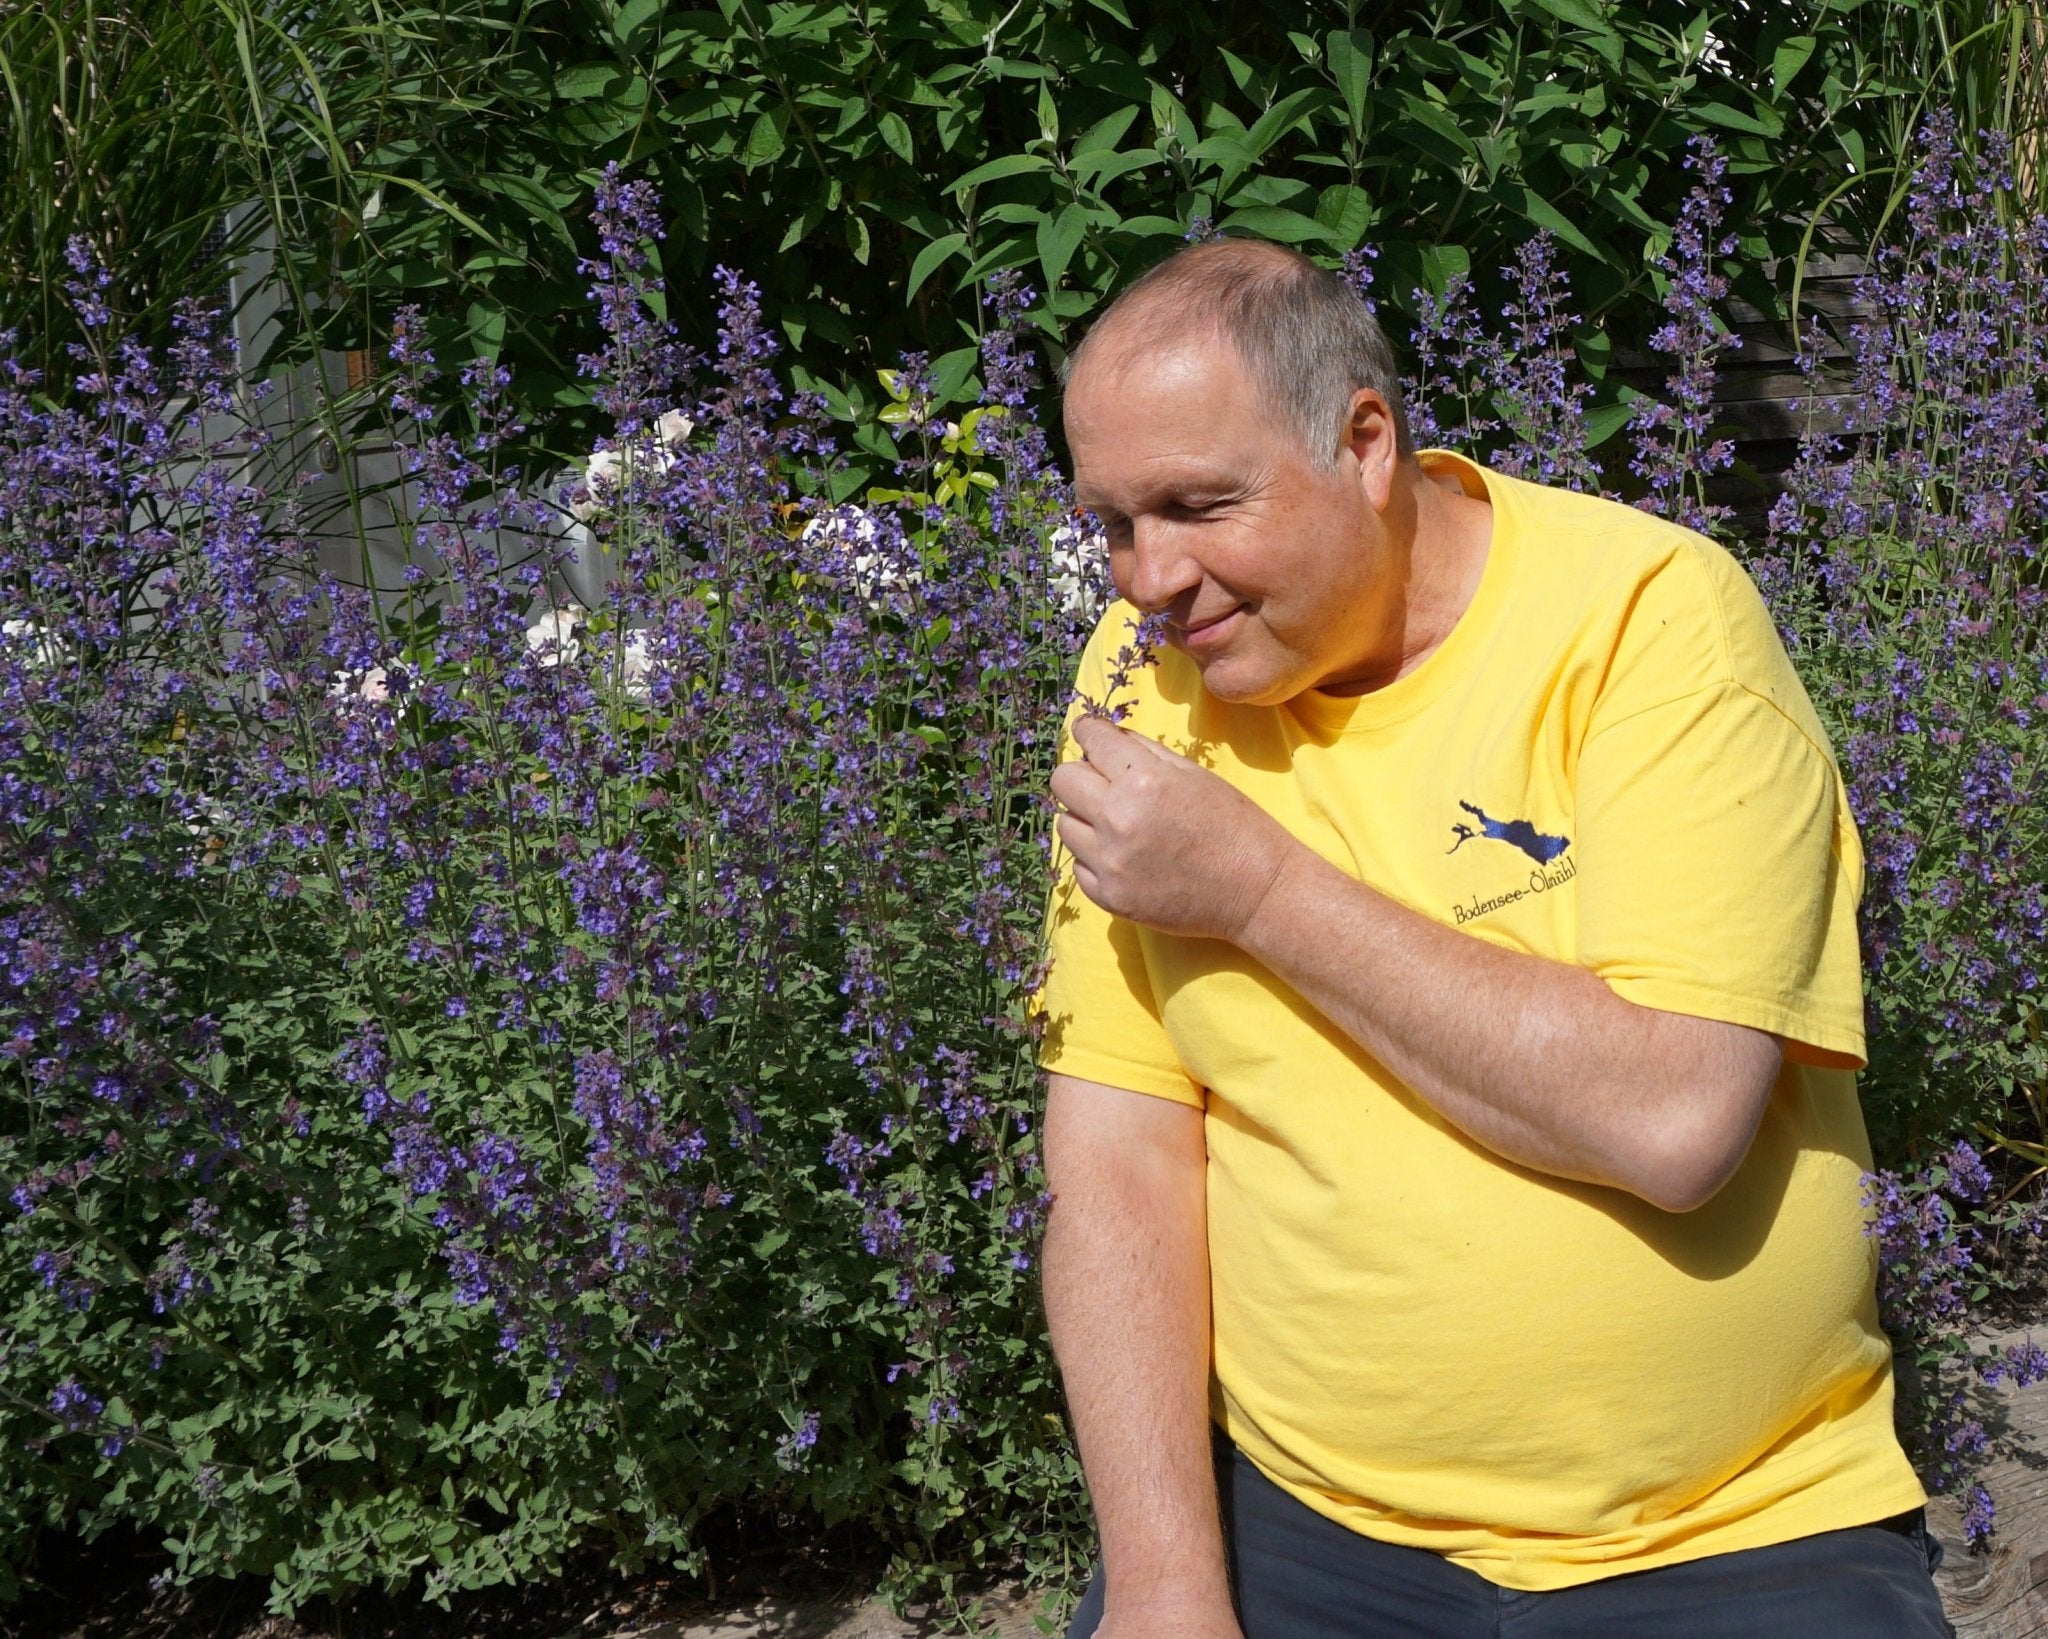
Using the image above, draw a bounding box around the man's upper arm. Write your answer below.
[1572,544,1866,1068]
[1044,1073,1208,1195]
[1574,680,1866,1069]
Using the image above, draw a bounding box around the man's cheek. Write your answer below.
[1105,547,1135,603]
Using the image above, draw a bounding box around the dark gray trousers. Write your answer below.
[1066,1445,1954,1639]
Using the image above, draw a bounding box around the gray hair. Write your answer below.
[1061,237,1413,467]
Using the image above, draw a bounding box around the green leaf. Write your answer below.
[1690,101,1783,138]
[878,110,915,165]
[1326,29,1374,131]
[607,0,658,46]
[1109,214,1190,239]
[1069,146,1160,185]
[1037,202,1088,289]
[846,210,871,265]
[1772,34,1818,92]
[905,232,968,300]
[778,199,828,252]
[1216,204,1332,245]
[554,63,625,101]
[1525,0,1617,35]
[1582,399,1635,448]
[466,299,506,358]
[1392,91,1479,163]
[1515,186,1601,257]
[1314,183,1373,244]
[1187,132,1256,168]
[949,153,1053,192]
[930,344,981,402]
[745,107,789,166]
[1073,105,1140,155]
[1242,87,1327,158]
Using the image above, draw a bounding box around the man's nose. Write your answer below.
[1125,517,1202,612]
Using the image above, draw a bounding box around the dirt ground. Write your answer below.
[0,1515,1065,1639]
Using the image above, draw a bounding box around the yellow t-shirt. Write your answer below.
[1036,449,1924,1590]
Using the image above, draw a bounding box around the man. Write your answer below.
[1036,238,1951,1639]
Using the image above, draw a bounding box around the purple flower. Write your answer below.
[50,1377,103,1431]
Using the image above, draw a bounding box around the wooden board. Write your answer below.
[1933,1330,2048,1639]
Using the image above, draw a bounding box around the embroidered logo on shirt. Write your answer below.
[1444,800,1570,864]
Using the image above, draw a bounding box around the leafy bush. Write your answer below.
[1866,1144,2046,1547]
[5,0,1973,469]
[1758,113,2047,1160]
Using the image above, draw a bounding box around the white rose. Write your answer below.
[328,663,394,704]
[569,415,691,523]
[1048,521,1108,619]
[803,505,917,604]
[569,449,627,524]
[523,605,584,667]
[1,618,70,667]
[182,793,233,842]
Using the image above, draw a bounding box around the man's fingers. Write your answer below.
[1071,712,1149,775]
[1120,730,1192,768]
[1055,810,1097,866]
[1049,758,1108,819]
[1074,713,1194,773]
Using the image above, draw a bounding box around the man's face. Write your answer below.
[1064,337,1398,706]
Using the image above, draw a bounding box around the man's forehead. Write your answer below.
[1073,448,1248,513]
[1066,336,1268,508]
[1068,321,1240,401]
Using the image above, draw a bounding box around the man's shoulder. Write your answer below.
[1482,464,1789,684]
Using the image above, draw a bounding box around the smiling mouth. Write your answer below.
[1175,605,1246,648]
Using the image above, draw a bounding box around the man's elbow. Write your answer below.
[1632,1149,1745,1215]
[1625,1070,1780,1213]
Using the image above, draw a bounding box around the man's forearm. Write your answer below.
[1042,1077,1235,1622]
[1052,714,1784,1208]
[1237,845,1779,1212]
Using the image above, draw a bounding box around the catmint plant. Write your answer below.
[1393,234,1598,491]
[1626,137,1742,536]
[1761,113,2048,1157]
[0,172,1092,1608]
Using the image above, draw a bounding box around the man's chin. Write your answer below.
[1188,653,1300,709]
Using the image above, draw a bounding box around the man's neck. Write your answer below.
[1318,461,1492,698]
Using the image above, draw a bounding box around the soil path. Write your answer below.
[594,1586,1050,1638]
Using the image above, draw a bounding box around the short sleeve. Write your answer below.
[1033,620,1205,1106]
[1574,680,1866,1068]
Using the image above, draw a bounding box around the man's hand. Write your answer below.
[1052,716,1298,942]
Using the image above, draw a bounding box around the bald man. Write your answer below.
[1036,240,1950,1639]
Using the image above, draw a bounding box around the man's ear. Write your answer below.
[1342,389,1401,510]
